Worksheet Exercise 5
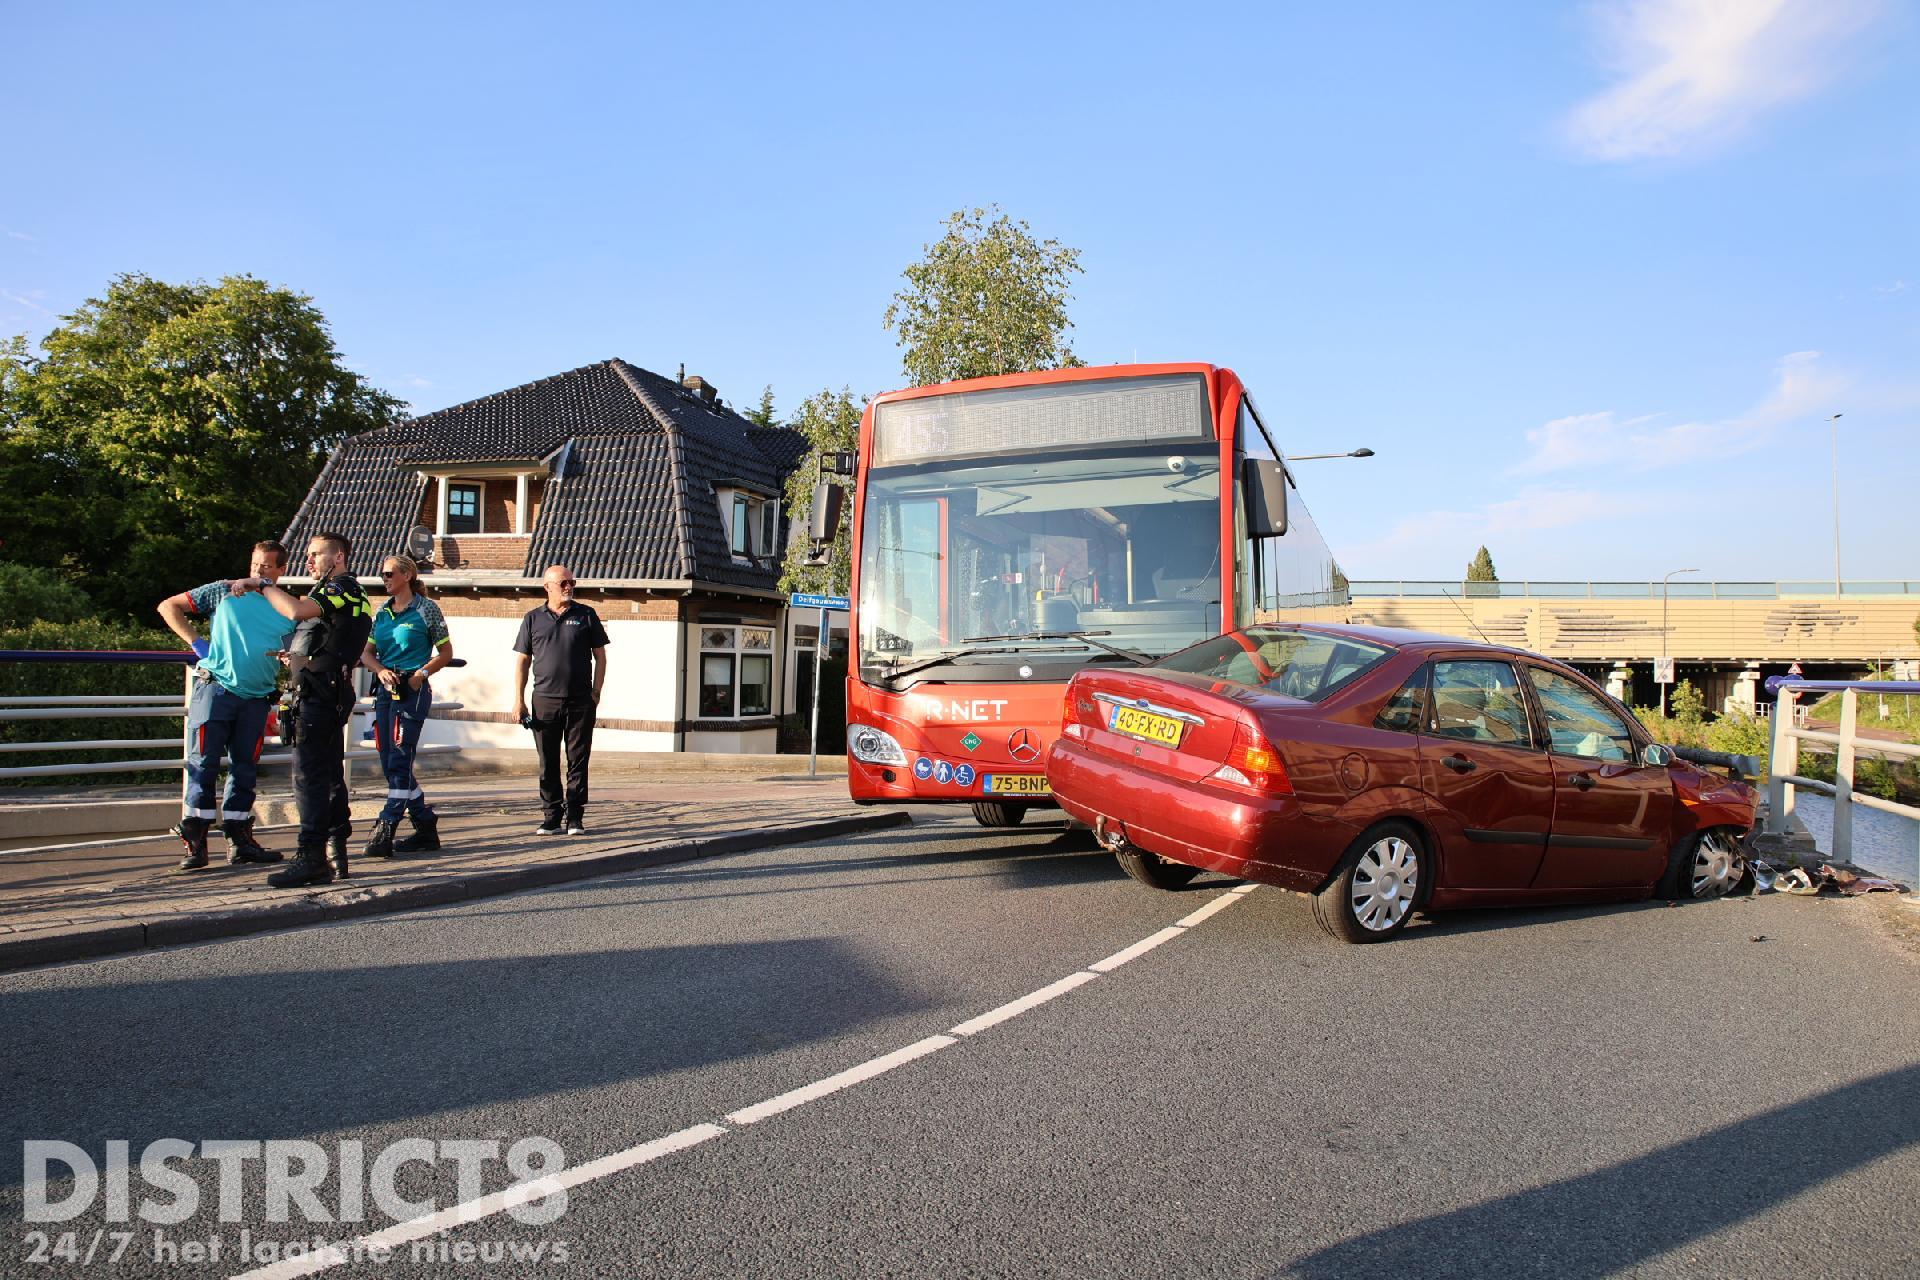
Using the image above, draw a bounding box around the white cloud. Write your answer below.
[0,287,50,314]
[1874,280,1908,295]
[3,229,31,242]
[1511,351,1848,475]
[407,375,434,389]
[1564,0,1884,161]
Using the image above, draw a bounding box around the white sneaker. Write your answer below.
[535,822,563,835]
[565,823,586,836]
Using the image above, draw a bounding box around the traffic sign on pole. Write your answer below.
[790,593,849,612]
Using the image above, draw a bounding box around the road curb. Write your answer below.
[0,811,911,975]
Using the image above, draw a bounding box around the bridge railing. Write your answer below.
[1763,680,1920,865]
[1348,579,1920,598]
[0,651,464,787]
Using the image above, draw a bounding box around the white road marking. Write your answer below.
[1089,925,1187,972]
[230,885,1256,1279]
[232,1124,728,1280]
[726,1034,956,1126]
[949,970,1099,1037]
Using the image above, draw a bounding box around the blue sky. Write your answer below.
[5,1,1915,582]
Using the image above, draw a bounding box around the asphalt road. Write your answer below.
[4,813,1918,1279]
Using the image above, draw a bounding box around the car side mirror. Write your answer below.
[1642,743,1674,767]
[1242,458,1288,537]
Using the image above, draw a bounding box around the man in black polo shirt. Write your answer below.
[513,564,610,835]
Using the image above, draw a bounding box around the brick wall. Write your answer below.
[434,535,530,571]
[428,593,684,620]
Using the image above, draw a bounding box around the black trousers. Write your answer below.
[532,695,595,824]
[293,675,354,847]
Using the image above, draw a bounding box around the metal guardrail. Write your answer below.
[0,651,465,786]
[1348,580,1920,599]
[1763,680,1920,866]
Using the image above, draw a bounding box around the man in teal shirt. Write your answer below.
[157,540,294,870]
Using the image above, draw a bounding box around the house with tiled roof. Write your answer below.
[282,359,837,755]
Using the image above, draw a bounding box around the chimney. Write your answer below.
[681,374,718,404]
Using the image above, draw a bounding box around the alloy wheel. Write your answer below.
[1350,835,1419,932]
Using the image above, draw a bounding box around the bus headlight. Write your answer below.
[848,723,908,766]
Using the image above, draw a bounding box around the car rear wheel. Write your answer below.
[1658,827,1753,900]
[1114,847,1202,890]
[971,801,1028,828]
[1312,823,1424,943]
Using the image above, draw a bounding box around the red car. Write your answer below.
[1048,624,1757,942]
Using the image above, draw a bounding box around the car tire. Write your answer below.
[971,801,1028,828]
[1312,822,1425,944]
[1658,826,1751,901]
[1114,847,1202,890]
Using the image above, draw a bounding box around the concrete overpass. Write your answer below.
[1341,580,1920,712]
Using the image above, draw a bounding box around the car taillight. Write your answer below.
[1061,681,1086,739]
[1209,719,1293,794]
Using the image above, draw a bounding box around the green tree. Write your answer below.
[778,387,864,596]
[883,205,1085,386]
[1669,679,1707,726]
[744,385,779,428]
[0,273,401,616]
[1466,546,1499,582]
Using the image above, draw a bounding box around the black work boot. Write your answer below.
[267,841,334,889]
[363,820,397,859]
[392,813,440,853]
[328,826,351,879]
[173,818,210,872]
[222,818,283,865]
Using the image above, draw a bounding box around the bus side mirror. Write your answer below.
[809,480,845,547]
[1243,458,1288,537]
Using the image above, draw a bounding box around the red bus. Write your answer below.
[838,363,1346,825]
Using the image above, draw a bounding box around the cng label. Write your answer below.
[960,731,982,752]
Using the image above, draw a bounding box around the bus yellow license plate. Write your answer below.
[984,774,1050,796]
[1110,706,1185,747]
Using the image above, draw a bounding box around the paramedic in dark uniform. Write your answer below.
[512,564,608,835]
[231,530,373,886]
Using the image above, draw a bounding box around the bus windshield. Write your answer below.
[858,442,1223,677]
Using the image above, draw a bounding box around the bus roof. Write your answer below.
[867,362,1228,408]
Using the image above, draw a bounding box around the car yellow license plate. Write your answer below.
[983,774,1051,796]
[1110,705,1185,747]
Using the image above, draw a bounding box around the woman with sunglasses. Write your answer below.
[360,555,455,858]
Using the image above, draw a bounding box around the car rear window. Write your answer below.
[1153,629,1393,702]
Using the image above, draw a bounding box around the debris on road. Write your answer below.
[1752,856,1910,898]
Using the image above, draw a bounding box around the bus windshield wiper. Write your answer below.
[877,644,1035,684]
[961,630,1154,666]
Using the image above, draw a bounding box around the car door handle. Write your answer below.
[1441,754,1477,773]
[1570,773,1596,790]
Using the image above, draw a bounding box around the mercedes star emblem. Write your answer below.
[1008,728,1041,763]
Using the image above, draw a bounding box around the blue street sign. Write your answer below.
[790,593,850,611]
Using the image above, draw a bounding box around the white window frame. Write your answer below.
[698,624,776,719]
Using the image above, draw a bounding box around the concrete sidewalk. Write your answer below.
[0,770,907,973]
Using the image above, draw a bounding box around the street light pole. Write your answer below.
[1827,413,1843,596]
[1283,448,1375,461]
[1661,568,1698,718]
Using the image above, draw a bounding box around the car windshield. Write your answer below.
[1152,628,1393,701]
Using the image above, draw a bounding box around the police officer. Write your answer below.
[155,540,293,871]
[231,530,373,886]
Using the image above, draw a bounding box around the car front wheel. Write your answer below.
[1114,847,1201,890]
[1659,827,1753,900]
[1313,823,1424,943]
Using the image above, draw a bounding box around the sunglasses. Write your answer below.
[380,569,405,578]
[551,580,576,588]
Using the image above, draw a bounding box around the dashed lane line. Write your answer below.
[231,884,1259,1279]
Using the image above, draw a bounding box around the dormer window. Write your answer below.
[447,482,483,534]
[717,486,780,561]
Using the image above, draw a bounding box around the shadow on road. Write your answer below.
[1282,1061,1920,1279]
[0,937,933,1187]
